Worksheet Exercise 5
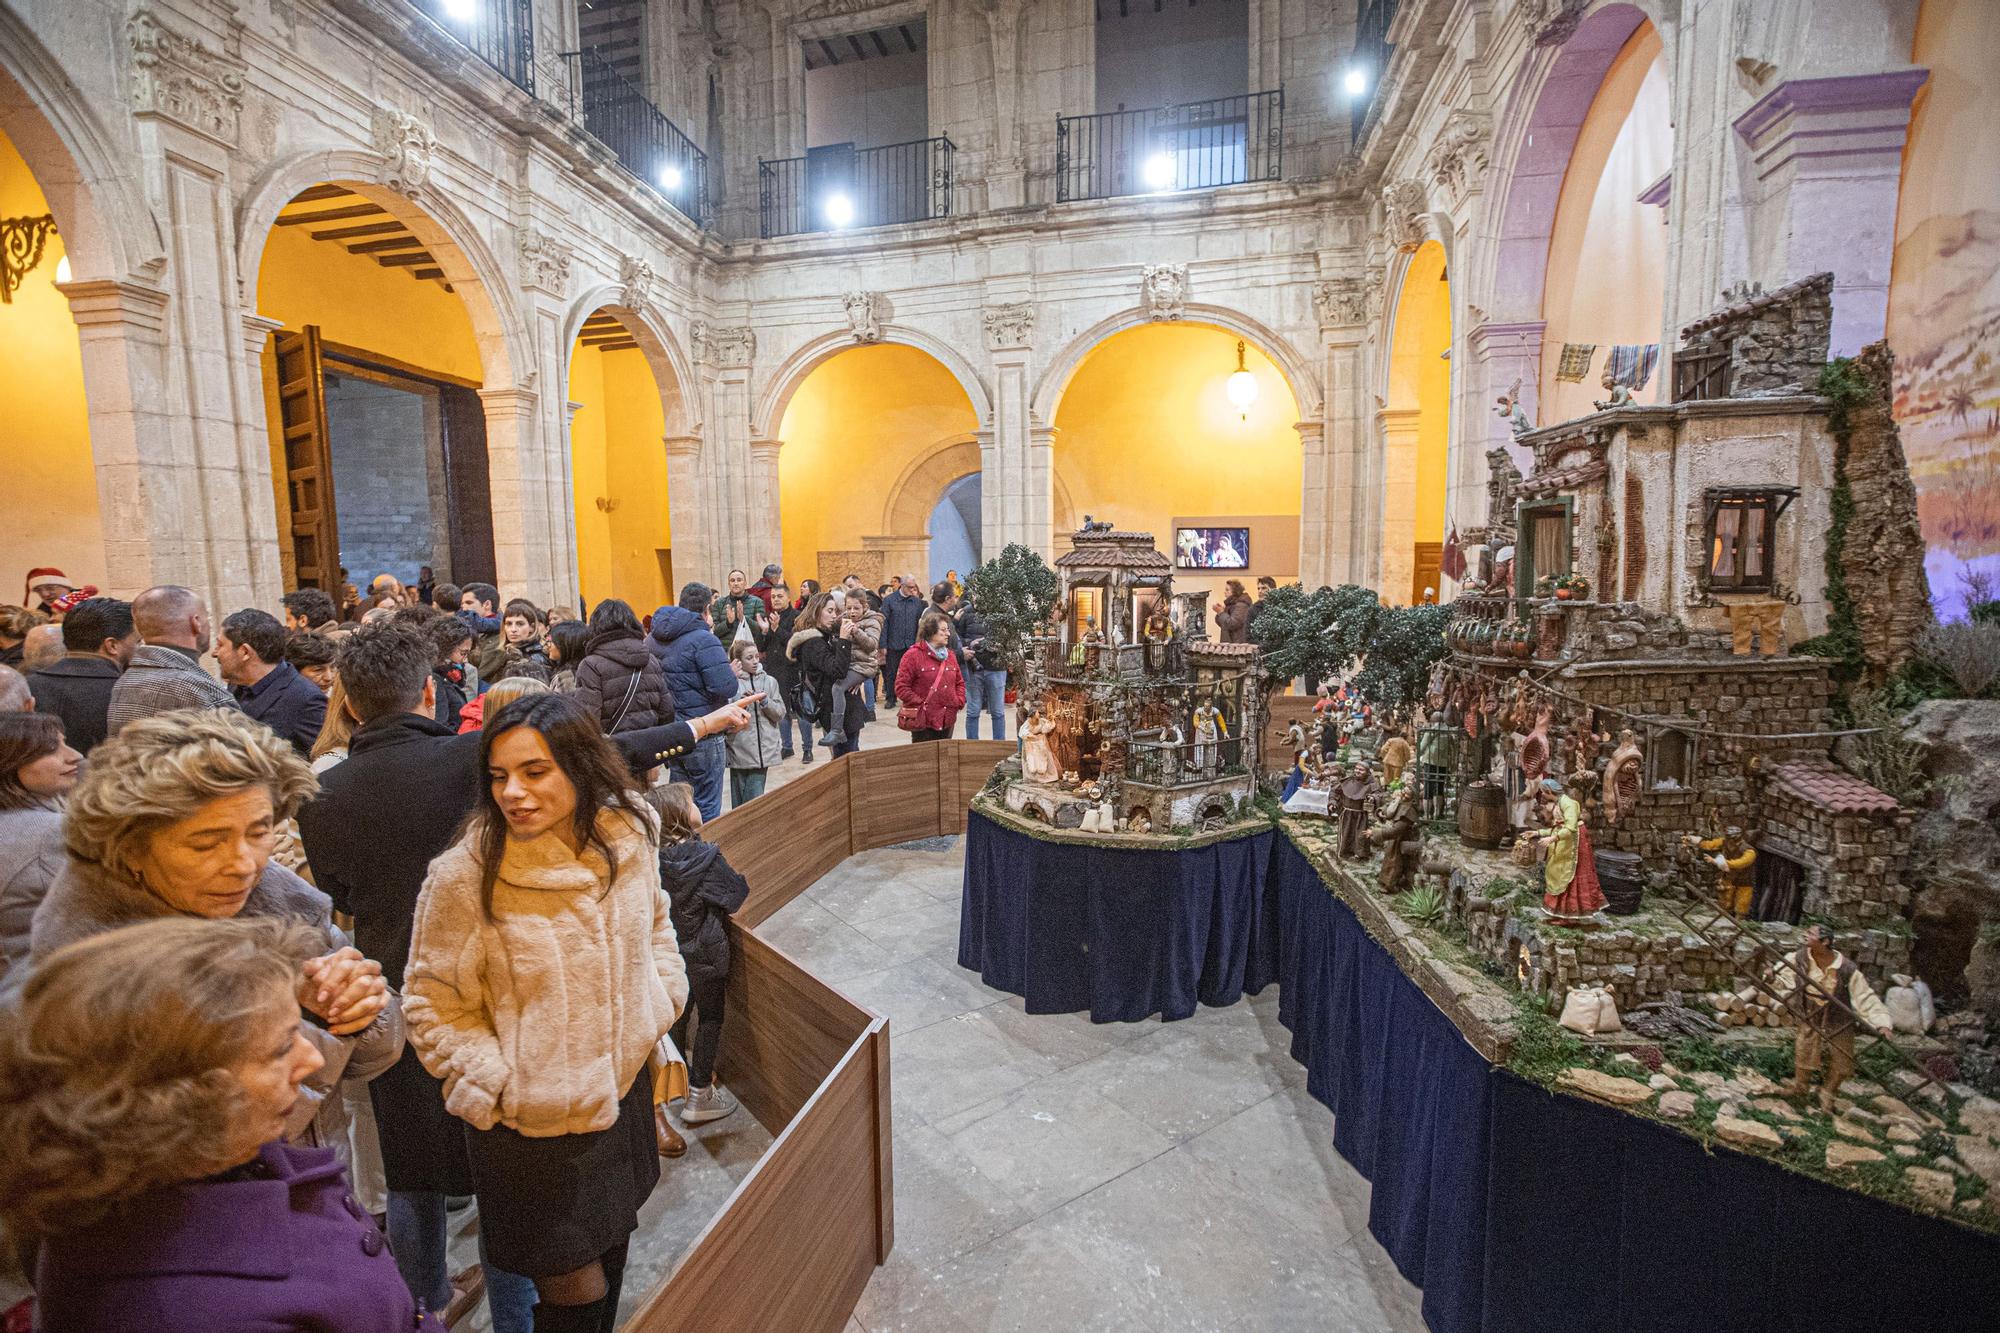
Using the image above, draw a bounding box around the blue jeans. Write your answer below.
[387,1189,536,1333]
[670,732,727,821]
[729,768,767,807]
[964,669,1008,740]
[863,674,877,711]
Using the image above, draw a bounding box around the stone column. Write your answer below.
[478,386,550,604]
[979,302,1052,558]
[748,437,783,570]
[689,323,759,584]
[664,432,707,592]
[239,312,289,587]
[1732,70,1929,356]
[1376,407,1420,605]
[1465,320,1545,480]
[1310,277,1373,588]
[1296,419,1332,590]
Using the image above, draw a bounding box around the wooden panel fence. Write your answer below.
[625,740,1008,1333]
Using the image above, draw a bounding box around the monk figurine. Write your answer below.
[1368,782,1420,892]
[1021,709,1061,784]
[1602,728,1644,825]
[1537,777,1606,916]
[1685,826,1757,917]
[1336,761,1379,860]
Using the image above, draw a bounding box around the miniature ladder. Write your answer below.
[1653,895,1945,1104]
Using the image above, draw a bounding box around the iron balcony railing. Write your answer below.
[561,47,711,228]
[411,0,536,95]
[758,136,955,239]
[1350,0,1399,144]
[1055,89,1283,203]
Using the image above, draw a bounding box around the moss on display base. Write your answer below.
[972,790,1273,851]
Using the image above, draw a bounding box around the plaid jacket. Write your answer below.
[106,645,239,736]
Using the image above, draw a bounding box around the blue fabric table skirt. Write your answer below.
[957,808,1279,1023]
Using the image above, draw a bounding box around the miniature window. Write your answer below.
[1707,492,1779,592]
[1516,502,1571,599]
[1647,727,1694,791]
[1067,585,1103,646]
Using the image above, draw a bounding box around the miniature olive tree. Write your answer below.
[964,544,1062,675]
[1352,602,1451,711]
[1250,583,1381,699]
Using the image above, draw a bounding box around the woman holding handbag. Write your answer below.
[403,693,685,1332]
[894,612,967,743]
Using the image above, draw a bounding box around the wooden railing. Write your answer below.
[623,739,1011,1332]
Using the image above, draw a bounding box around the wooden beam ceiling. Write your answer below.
[274,184,452,292]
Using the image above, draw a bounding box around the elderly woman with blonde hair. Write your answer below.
[0,916,443,1331]
[27,707,403,1155]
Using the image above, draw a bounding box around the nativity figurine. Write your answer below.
[1192,697,1227,776]
[1536,777,1606,916]
[1684,826,1757,917]
[1774,924,1896,1114]
[1336,761,1380,860]
[1368,781,1421,893]
[1602,728,1644,825]
[1021,709,1061,784]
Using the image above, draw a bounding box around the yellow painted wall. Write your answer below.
[778,344,979,584]
[1385,240,1452,600]
[254,216,482,381]
[1888,0,2000,618]
[1539,25,1669,424]
[1054,322,1301,602]
[0,127,106,594]
[569,337,672,612]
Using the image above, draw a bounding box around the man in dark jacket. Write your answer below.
[747,563,783,615]
[880,574,926,709]
[299,623,753,1325]
[456,582,507,683]
[216,608,326,756]
[27,596,134,754]
[648,583,739,819]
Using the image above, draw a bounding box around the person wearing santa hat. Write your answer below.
[24,570,72,617]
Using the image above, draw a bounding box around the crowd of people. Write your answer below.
[0,555,1022,1331]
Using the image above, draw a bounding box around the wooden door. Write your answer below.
[1411,541,1443,605]
[439,384,497,586]
[274,327,338,590]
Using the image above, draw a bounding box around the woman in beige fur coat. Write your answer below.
[404,693,687,1332]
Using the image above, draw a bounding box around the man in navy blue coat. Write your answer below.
[216,608,326,756]
[648,581,739,819]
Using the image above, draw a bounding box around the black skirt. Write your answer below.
[463,1071,659,1277]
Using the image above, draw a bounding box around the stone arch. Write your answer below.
[1031,304,1323,425]
[0,9,164,283]
[561,284,696,436]
[1486,2,1662,327]
[754,325,993,439]
[879,434,1078,544]
[236,150,528,389]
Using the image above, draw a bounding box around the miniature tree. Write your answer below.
[965,543,1062,675]
[1353,602,1451,710]
[1250,583,1380,696]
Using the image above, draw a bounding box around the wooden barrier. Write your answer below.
[625,740,1009,1333]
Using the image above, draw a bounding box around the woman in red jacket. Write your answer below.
[894,612,966,742]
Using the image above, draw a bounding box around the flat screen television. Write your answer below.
[1175,526,1250,569]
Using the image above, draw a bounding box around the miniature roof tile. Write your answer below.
[1521,460,1609,497]
[1680,271,1833,340]
[1055,534,1174,570]
[1768,757,1902,815]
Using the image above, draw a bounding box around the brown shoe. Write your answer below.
[655,1104,687,1157]
[442,1264,486,1328]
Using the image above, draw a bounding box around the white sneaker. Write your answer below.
[680,1082,739,1126]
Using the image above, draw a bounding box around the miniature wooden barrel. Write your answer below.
[1457,781,1508,849]
[1595,848,1644,915]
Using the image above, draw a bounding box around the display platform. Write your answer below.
[957,806,1279,1023]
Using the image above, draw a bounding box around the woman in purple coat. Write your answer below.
[0,916,442,1332]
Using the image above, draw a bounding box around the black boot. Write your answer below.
[594,1240,630,1333]
[532,1298,602,1333]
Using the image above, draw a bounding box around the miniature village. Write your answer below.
[980,276,2000,1230]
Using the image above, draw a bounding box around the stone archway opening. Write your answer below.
[252,181,513,603]
[568,306,687,613]
[1050,320,1303,602]
[1384,239,1452,606]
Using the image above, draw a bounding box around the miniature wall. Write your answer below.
[570,338,672,613]
[0,125,105,597]
[777,343,980,585]
[1886,0,2000,618]
[1054,322,1301,600]
[1758,788,1912,929]
[1538,24,1669,426]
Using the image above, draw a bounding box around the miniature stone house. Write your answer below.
[1004,528,1263,834]
[1757,758,1913,927]
[1673,272,1835,400]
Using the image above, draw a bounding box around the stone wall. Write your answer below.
[1831,342,1932,687]
[1680,273,1834,397]
[323,373,444,585]
[1759,785,1912,926]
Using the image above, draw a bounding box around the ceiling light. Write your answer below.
[1142,153,1175,192]
[823,192,855,228]
[54,255,71,285]
[1343,65,1368,97]
[658,164,683,192]
[1225,340,1258,421]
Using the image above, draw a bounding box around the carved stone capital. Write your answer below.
[516,227,573,297]
[618,255,656,315]
[1380,179,1429,253]
[842,290,883,343]
[1426,110,1490,208]
[692,321,755,369]
[1140,264,1188,321]
[127,8,245,146]
[370,107,437,199]
[1312,277,1368,329]
[983,302,1034,351]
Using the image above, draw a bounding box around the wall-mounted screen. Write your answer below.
[1175,526,1250,569]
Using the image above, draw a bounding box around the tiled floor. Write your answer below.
[755,839,1429,1333]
